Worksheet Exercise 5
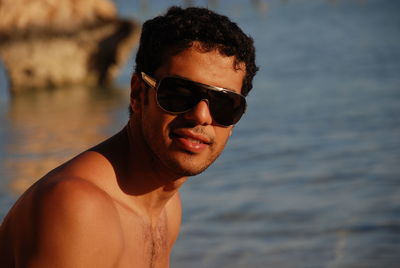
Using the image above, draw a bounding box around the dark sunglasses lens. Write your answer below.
[156,77,246,126]
[157,78,199,112]
[209,90,246,126]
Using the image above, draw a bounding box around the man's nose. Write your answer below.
[182,99,213,126]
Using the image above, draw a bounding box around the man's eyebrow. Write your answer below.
[168,74,189,80]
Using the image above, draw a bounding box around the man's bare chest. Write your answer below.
[117,208,171,268]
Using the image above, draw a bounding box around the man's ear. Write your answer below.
[130,73,142,113]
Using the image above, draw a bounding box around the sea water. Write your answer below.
[0,0,399,267]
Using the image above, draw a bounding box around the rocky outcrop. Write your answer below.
[0,0,140,92]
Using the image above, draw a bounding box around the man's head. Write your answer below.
[134,6,258,97]
[129,6,258,178]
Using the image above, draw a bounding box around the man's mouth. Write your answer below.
[182,137,202,144]
[170,129,212,153]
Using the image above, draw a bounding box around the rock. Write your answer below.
[0,0,117,33]
[0,0,140,92]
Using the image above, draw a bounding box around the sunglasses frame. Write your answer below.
[140,72,247,126]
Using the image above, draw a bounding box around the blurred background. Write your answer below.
[1,0,400,267]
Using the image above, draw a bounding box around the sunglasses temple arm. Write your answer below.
[141,72,157,88]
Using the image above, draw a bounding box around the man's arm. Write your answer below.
[15,178,124,268]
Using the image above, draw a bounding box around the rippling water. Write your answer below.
[1,0,399,267]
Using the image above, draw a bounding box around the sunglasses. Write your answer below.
[141,72,246,127]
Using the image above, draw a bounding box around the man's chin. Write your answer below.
[169,164,210,178]
[162,156,213,178]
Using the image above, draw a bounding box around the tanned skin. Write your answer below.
[0,44,245,267]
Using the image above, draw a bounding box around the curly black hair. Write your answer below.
[134,6,258,96]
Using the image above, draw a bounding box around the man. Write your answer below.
[0,6,258,267]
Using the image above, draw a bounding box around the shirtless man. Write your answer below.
[0,6,258,267]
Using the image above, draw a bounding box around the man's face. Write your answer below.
[134,45,246,177]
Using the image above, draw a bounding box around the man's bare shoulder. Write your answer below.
[2,175,124,267]
[31,175,122,224]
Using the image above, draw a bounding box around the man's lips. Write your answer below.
[170,129,212,153]
[172,129,212,144]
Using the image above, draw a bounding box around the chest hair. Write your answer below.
[141,211,168,268]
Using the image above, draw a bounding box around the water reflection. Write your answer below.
[4,85,128,194]
[0,61,10,103]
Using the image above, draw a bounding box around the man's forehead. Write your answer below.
[160,42,246,73]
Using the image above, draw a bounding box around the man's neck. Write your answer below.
[93,123,187,221]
